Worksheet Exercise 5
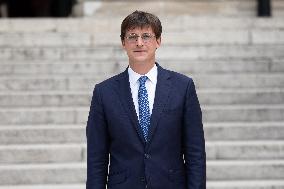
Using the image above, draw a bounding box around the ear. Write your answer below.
[156,37,161,48]
[121,40,126,49]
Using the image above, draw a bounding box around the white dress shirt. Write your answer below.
[128,65,158,119]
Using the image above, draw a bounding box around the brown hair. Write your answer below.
[120,10,162,41]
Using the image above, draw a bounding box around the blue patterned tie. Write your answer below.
[138,76,151,142]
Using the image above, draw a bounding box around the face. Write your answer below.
[122,27,161,66]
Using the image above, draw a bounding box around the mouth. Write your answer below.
[133,50,147,53]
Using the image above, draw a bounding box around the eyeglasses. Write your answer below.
[125,33,156,43]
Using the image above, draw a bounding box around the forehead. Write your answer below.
[126,26,154,34]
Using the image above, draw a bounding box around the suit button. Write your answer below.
[140,177,146,182]
[144,153,150,159]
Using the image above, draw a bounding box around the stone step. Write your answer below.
[157,45,284,61]
[0,45,284,60]
[0,161,284,185]
[0,141,283,164]
[207,180,284,189]
[0,33,92,47]
[206,141,284,160]
[198,89,284,105]
[0,144,85,164]
[0,60,124,76]
[1,17,284,34]
[0,185,83,189]
[0,58,283,76]
[0,105,284,125]
[162,58,284,74]
[1,181,284,189]
[0,122,283,144]
[84,0,284,17]
[207,160,284,180]
[0,29,283,47]
[0,73,283,91]
[0,163,86,185]
[0,92,91,108]
[205,122,284,140]
[203,105,284,122]
[0,126,85,144]
[1,89,283,107]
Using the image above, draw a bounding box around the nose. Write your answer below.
[136,36,144,47]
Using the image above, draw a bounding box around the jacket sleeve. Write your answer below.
[183,79,206,189]
[86,85,109,189]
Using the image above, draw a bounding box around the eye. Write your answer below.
[129,36,137,40]
[142,33,152,40]
[127,34,138,41]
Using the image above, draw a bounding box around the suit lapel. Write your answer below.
[147,65,171,144]
[117,69,146,144]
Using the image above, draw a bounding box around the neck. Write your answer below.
[129,60,155,75]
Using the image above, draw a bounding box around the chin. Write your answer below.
[132,57,148,63]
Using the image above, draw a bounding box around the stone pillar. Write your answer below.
[72,0,84,17]
[258,0,271,17]
[0,0,8,17]
[5,0,78,17]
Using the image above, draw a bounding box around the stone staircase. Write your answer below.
[1,1,284,188]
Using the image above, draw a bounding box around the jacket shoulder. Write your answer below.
[162,67,194,84]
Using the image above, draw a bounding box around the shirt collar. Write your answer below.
[128,64,158,87]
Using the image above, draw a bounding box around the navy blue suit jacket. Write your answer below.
[86,64,206,189]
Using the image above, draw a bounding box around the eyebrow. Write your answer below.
[127,33,152,35]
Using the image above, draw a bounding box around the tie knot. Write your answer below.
[138,76,148,85]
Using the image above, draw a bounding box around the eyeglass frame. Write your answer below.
[124,33,156,43]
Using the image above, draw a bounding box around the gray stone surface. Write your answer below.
[0,60,126,76]
[0,108,84,125]
[160,59,272,74]
[0,48,61,60]
[0,78,69,91]
[0,93,90,107]
[206,141,284,160]
[271,59,284,71]
[194,74,284,89]
[0,33,92,47]
[0,185,84,189]
[207,180,284,189]
[0,126,85,144]
[204,122,284,140]
[0,144,84,164]
[83,1,256,17]
[198,89,284,105]
[207,160,284,180]
[157,45,284,60]
[163,30,250,45]
[203,105,284,122]
[252,30,284,44]
[0,163,86,185]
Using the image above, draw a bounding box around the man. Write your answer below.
[86,10,206,189]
